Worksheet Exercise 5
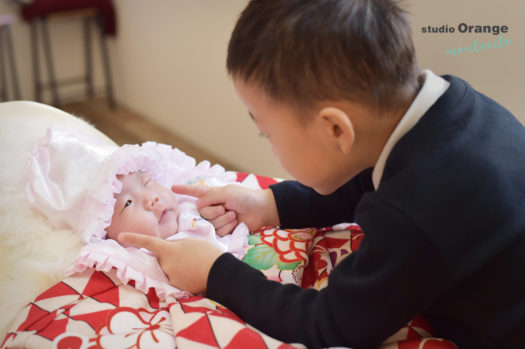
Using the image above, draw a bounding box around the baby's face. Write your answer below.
[106,171,179,244]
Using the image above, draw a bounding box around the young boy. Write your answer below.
[120,0,525,348]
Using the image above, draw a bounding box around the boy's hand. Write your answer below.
[118,233,223,295]
[172,184,280,235]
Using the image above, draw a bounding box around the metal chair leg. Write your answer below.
[40,18,60,106]
[5,24,21,100]
[30,21,42,102]
[97,14,116,109]
[27,12,117,107]
[0,26,7,101]
[84,16,94,97]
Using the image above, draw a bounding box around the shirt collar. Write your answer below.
[371,69,450,189]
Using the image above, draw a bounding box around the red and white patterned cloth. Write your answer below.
[1,173,458,349]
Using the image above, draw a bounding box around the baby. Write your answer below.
[27,127,248,299]
[106,171,181,244]
[105,170,244,253]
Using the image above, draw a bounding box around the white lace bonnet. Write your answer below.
[26,127,236,243]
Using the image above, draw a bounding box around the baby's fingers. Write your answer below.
[210,210,236,231]
[215,219,238,237]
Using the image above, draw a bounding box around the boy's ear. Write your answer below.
[318,107,355,154]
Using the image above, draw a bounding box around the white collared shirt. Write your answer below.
[371,69,450,189]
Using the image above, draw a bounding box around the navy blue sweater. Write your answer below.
[207,76,525,348]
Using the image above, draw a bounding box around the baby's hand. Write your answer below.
[171,184,279,235]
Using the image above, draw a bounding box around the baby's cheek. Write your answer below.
[105,229,126,245]
[160,215,178,239]
[141,219,162,237]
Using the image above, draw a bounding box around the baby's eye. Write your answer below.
[141,172,152,187]
[124,199,132,208]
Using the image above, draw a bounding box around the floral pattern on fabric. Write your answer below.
[97,308,175,348]
[243,227,316,284]
[1,173,458,349]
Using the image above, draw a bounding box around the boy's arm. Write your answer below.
[270,167,374,228]
[172,184,279,234]
[172,167,372,234]
[119,193,450,347]
[206,195,450,348]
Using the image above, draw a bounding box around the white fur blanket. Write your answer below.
[0,101,115,339]
[0,102,458,349]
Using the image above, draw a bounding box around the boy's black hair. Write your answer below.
[227,0,419,116]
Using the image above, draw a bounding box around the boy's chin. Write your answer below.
[310,175,355,195]
[311,184,339,196]
[296,175,345,196]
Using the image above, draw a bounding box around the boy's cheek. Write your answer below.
[271,145,278,157]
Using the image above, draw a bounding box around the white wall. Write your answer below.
[109,0,284,177]
[409,0,524,123]
[1,0,524,179]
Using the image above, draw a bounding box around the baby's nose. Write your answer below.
[145,195,159,210]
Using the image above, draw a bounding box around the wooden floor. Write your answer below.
[61,97,236,170]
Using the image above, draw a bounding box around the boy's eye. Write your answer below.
[258,132,269,139]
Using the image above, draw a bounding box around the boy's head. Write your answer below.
[228,0,420,194]
[106,171,180,245]
[227,0,419,116]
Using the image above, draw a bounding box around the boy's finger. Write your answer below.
[195,189,230,209]
[171,185,211,198]
[118,233,166,253]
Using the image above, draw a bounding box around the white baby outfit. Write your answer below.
[26,127,249,300]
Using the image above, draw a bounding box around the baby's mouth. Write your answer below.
[159,209,168,223]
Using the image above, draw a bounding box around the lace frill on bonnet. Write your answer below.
[27,127,239,300]
[79,141,236,244]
